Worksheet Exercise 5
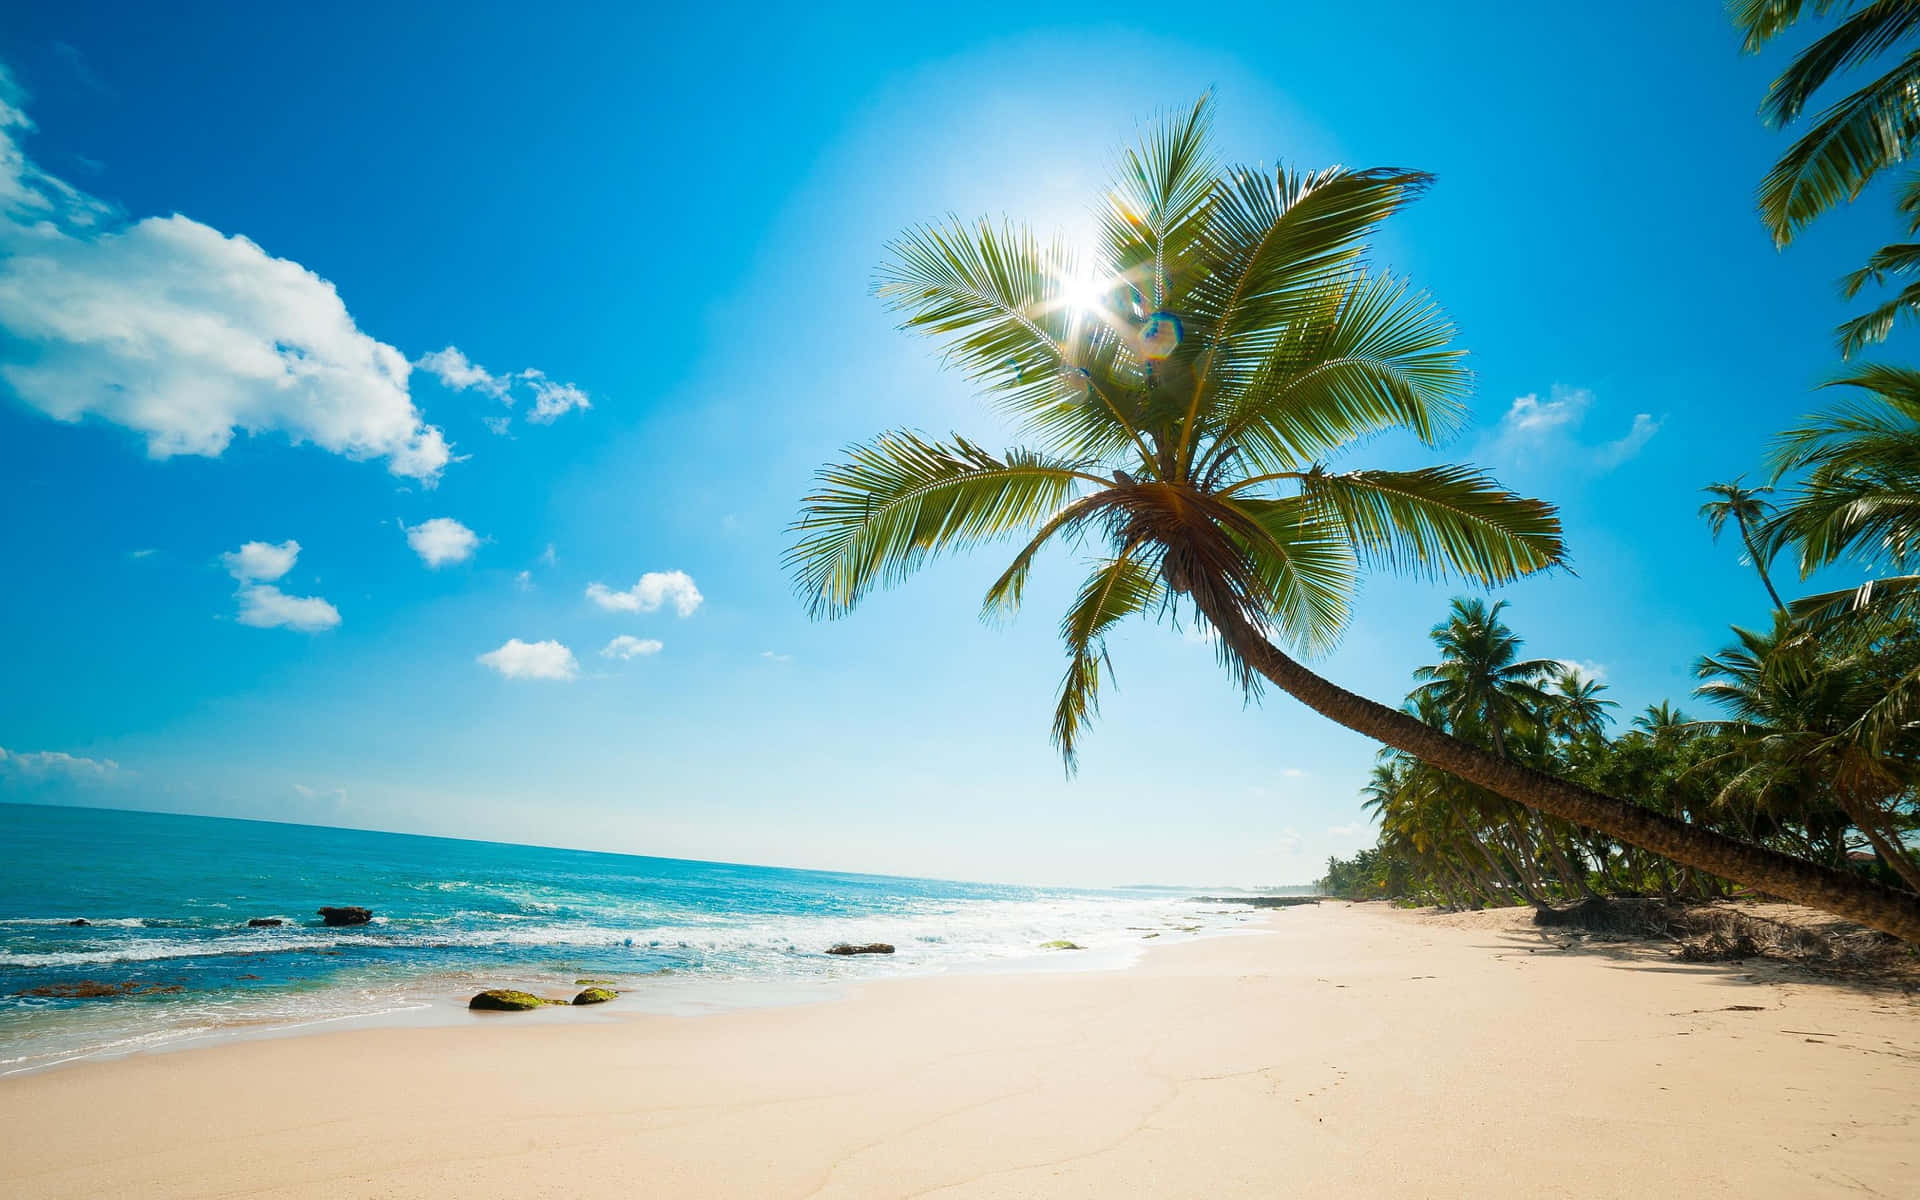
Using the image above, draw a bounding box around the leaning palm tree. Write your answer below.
[786,97,1920,940]
[1732,1,1920,353]
[1700,479,1789,614]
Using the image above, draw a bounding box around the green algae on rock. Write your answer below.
[1039,940,1084,951]
[469,989,557,1011]
[572,987,619,1005]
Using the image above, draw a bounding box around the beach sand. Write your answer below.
[1,902,1913,1198]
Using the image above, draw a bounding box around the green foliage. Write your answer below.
[790,96,1563,770]
[1320,596,1920,907]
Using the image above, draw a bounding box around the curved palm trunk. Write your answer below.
[1198,599,1920,942]
[1735,516,1788,616]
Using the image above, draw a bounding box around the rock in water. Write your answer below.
[1039,940,1084,951]
[825,942,895,956]
[247,918,284,928]
[469,989,550,1011]
[572,987,618,1005]
[317,906,373,927]
[67,918,90,927]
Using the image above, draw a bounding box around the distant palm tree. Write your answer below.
[1548,666,1618,741]
[1732,0,1920,353]
[1700,479,1789,614]
[1633,700,1690,735]
[787,97,1920,940]
[1412,598,1557,758]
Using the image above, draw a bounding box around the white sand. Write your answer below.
[1,902,1913,1198]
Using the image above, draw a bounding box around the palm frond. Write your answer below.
[1758,49,1920,244]
[787,431,1094,617]
[1732,0,1853,54]
[1760,1,1920,126]
[1214,496,1358,656]
[1199,274,1469,475]
[979,494,1109,624]
[1838,238,1920,295]
[1099,95,1219,311]
[1177,166,1436,467]
[1052,551,1163,769]
[1292,466,1565,585]
[1836,277,1920,354]
[1790,573,1920,623]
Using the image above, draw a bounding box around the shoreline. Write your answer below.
[3,902,1914,1198]
[0,907,1267,1080]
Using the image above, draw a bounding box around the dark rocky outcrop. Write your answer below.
[67,918,90,927]
[468,989,553,1011]
[1188,895,1321,908]
[572,987,618,1005]
[247,918,284,928]
[825,942,895,956]
[317,906,373,927]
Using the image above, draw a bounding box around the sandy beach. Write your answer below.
[1,902,1913,1199]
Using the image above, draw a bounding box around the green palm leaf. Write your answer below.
[1291,466,1564,585]
[1758,49,1920,243]
[1052,552,1163,768]
[788,431,1096,617]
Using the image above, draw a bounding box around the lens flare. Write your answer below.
[1141,311,1183,361]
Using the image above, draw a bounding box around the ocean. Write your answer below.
[0,803,1263,1075]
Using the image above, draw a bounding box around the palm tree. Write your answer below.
[1633,701,1690,736]
[1411,598,1557,758]
[1732,1,1920,353]
[1548,666,1618,741]
[1700,479,1789,614]
[786,98,1920,940]
[1695,615,1920,891]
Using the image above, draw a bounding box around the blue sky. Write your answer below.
[0,3,1898,885]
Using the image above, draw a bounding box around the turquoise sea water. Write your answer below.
[0,803,1255,1074]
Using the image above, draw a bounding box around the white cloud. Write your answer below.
[1327,822,1369,838]
[237,583,340,631]
[601,635,663,660]
[128,547,157,559]
[0,745,118,779]
[1596,413,1663,468]
[414,347,591,429]
[222,538,299,582]
[478,638,579,680]
[0,70,469,481]
[1501,385,1590,436]
[761,649,793,663]
[586,570,703,617]
[404,517,479,568]
[539,543,557,566]
[1554,659,1608,685]
[514,569,533,591]
[522,371,590,422]
[1281,767,1307,778]
[1495,384,1662,471]
[219,537,337,630]
[482,415,511,436]
[415,346,509,400]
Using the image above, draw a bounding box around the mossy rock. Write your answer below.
[573,978,616,986]
[1039,940,1084,951]
[572,987,619,1005]
[469,988,557,1011]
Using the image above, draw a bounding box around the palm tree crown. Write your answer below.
[1410,598,1559,758]
[788,97,1562,766]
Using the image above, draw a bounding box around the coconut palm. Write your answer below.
[1411,598,1557,758]
[1548,666,1618,741]
[1695,615,1920,891]
[1700,479,1789,613]
[786,98,1920,940]
[1732,1,1920,353]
